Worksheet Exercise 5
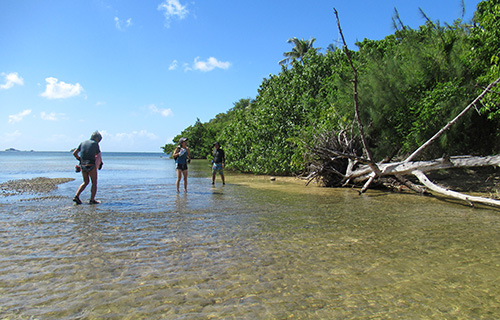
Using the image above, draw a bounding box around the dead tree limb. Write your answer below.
[307,149,500,181]
[334,8,382,193]
[349,155,500,207]
[395,174,427,194]
[412,170,500,207]
[351,155,500,183]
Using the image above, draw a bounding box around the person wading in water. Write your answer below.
[72,131,103,204]
[211,142,225,186]
[173,137,191,193]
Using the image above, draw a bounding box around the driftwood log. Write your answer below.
[306,9,500,208]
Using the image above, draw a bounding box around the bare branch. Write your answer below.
[334,8,382,191]
[413,170,500,208]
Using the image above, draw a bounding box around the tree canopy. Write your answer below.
[279,37,317,66]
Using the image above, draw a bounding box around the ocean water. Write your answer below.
[0,151,216,211]
[2,151,500,319]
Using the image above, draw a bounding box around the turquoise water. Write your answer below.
[1,152,500,319]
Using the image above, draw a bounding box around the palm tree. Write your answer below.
[279,37,316,65]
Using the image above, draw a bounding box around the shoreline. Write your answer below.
[226,166,500,198]
[1,166,498,200]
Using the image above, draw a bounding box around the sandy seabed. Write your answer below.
[0,177,74,196]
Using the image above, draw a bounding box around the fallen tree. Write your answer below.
[305,76,500,207]
[303,9,500,208]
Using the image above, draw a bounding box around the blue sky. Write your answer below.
[0,0,481,152]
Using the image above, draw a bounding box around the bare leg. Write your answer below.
[75,171,90,197]
[182,170,188,192]
[176,169,182,192]
[73,171,89,204]
[88,168,98,202]
[221,173,225,185]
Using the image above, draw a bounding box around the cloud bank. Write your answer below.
[0,72,24,90]
[41,111,66,121]
[40,77,84,99]
[193,57,231,72]
[174,57,231,72]
[169,60,178,70]
[8,109,32,123]
[149,104,173,117]
[101,130,159,143]
[158,0,188,27]
[115,16,132,31]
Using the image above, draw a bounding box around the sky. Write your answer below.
[0,0,482,152]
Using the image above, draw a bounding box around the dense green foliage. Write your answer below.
[471,0,500,120]
[162,0,500,175]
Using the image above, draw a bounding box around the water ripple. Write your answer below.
[2,154,500,318]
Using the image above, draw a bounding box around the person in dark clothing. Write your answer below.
[212,142,225,185]
[72,131,103,204]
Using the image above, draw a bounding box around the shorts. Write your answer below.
[176,163,188,171]
[80,160,96,173]
[81,164,96,172]
[212,163,224,175]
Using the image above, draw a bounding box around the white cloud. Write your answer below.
[168,60,178,70]
[8,109,32,123]
[41,77,84,99]
[4,130,21,139]
[1,130,22,147]
[0,72,24,90]
[41,111,66,121]
[192,57,231,72]
[157,0,188,27]
[114,16,132,31]
[149,104,173,117]
[102,129,159,142]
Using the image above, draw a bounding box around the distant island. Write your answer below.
[3,148,34,152]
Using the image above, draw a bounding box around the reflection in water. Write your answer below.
[1,157,500,318]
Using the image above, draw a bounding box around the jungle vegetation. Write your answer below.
[162,0,500,177]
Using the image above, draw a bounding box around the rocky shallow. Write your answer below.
[0,177,74,196]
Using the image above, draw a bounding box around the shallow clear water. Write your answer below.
[1,152,500,319]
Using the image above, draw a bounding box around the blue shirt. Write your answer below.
[175,148,188,165]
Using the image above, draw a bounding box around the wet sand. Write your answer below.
[0,177,74,195]
[225,166,500,206]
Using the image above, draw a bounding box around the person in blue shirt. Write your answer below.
[72,131,103,204]
[173,137,191,193]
